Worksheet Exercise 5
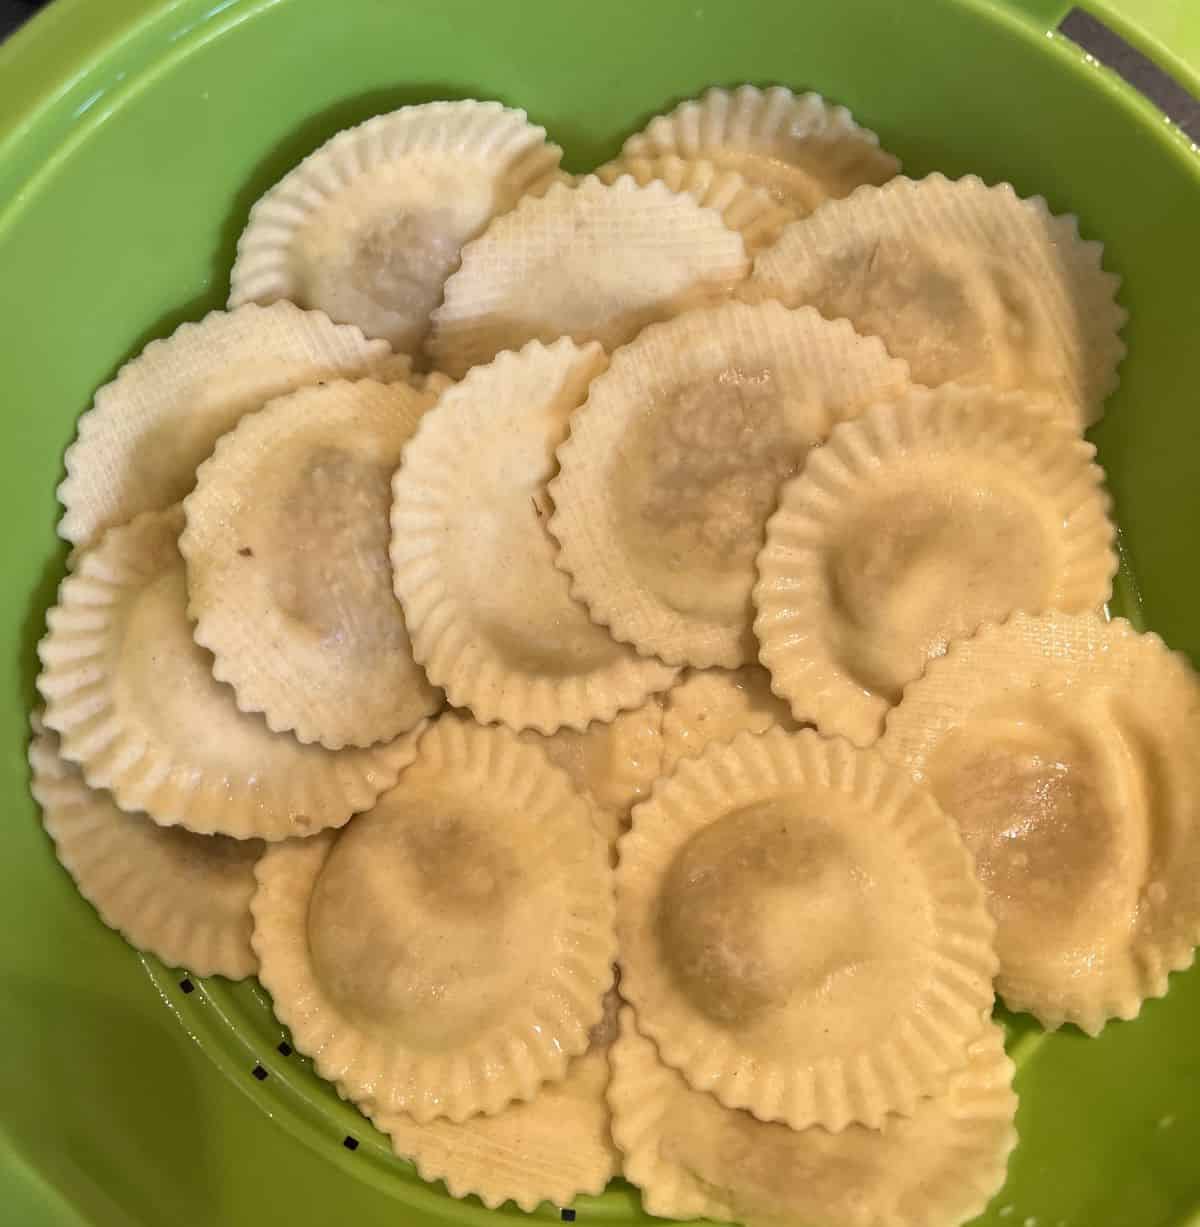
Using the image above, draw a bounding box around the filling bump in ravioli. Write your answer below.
[57,302,398,553]
[745,173,1126,426]
[35,507,423,841]
[617,726,997,1132]
[881,610,1200,1035]
[229,100,563,355]
[608,1006,1016,1227]
[181,378,443,751]
[755,383,1117,746]
[390,338,677,734]
[549,299,910,669]
[251,717,617,1123]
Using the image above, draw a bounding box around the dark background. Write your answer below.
[1,2,1197,140]
[1,0,40,40]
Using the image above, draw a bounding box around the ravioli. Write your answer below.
[549,299,909,667]
[36,508,423,840]
[755,383,1117,745]
[372,989,622,1211]
[251,718,617,1121]
[595,155,794,253]
[57,303,398,553]
[746,174,1126,426]
[427,176,749,378]
[30,715,260,979]
[181,378,442,749]
[881,611,1200,1034]
[608,1006,1016,1227]
[620,84,898,215]
[229,101,562,354]
[617,727,997,1131]
[390,338,676,732]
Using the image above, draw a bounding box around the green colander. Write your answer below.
[2,1,1199,1224]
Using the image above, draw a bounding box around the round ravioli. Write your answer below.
[755,384,1117,746]
[745,174,1126,426]
[57,302,399,553]
[30,715,260,979]
[371,988,622,1211]
[36,508,423,840]
[426,176,749,378]
[391,339,677,732]
[881,611,1200,1035]
[661,665,802,775]
[251,717,616,1122]
[609,1006,1016,1227]
[620,84,899,215]
[617,727,997,1132]
[595,155,794,253]
[181,379,442,749]
[548,300,910,668]
[229,100,562,354]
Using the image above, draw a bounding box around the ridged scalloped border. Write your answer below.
[594,156,795,253]
[547,299,910,669]
[57,301,400,553]
[229,100,563,353]
[608,1005,1016,1227]
[881,610,1200,1036]
[746,172,1127,426]
[371,1044,618,1211]
[616,726,997,1132]
[754,382,1118,748]
[606,1007,716,1221]
[251,717,617,1123]
[390,337,677,733]
[620,84,899,214]
[426,175,750,378]
[36,508,425,840]
[29,713,260,979]
[660,665,801,774]
[520,694,665,830]
[180,377,443,750]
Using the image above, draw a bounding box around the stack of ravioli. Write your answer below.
[31,88,1200,1227]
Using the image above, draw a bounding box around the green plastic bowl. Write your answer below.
[2,1,1199,1224]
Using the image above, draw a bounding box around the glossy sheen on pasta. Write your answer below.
[881,611,1200,1035]
[33,80,1181,1227]
[618,728,997,1132]
[251,718,617,1123]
